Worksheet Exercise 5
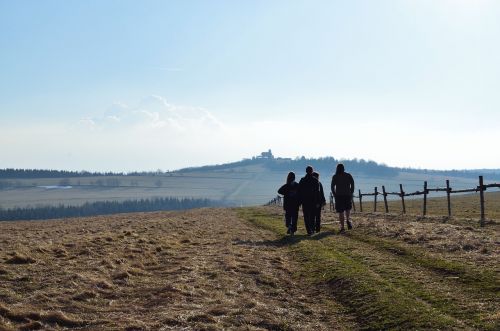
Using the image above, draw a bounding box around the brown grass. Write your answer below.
[2,203,496,329]
[0,209,354,330]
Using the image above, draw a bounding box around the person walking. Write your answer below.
[278,172,300,235]
[331,163,355,233]
[312,171,326,233]
[298,166,320,236]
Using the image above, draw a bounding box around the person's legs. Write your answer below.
[346,209,352,229]
[338,211,345,232]
[291,209,298,234]
[303,206,314,235]
[335,195,348,232]
[302,207,309,234]
[315,207,321,233]
[285,210,292,233]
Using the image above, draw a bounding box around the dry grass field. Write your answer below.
[0,209,353,330]
[0,204,498,330]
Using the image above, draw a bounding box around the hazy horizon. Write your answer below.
[2,1,499,172]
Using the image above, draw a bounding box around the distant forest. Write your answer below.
[0,197,220,221]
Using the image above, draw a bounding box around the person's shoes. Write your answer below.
[339,228,346,234]
[315,229,320,233]
[307,232,313,236]
[347,220,353,230]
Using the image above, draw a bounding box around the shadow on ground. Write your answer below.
[233,230,338,247]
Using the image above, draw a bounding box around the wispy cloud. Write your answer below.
[78,118,97,130]
[150,66,183,72]
[79,95,225,133]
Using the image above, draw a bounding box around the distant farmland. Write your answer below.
[1,157,499,210]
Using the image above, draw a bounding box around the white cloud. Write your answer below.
[79,95,225,133]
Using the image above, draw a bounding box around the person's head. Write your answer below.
[335,163,345,175]
[286,171,295,184]
[306,165,313,175]
[312,171,319,179]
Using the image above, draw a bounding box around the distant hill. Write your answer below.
[178,151,500,180]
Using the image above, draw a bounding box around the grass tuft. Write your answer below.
[5,253,35,265]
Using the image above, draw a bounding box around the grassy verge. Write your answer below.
[237,207,499,330]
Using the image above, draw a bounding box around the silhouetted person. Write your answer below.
[278,172,300,235]
[298,165,320,236]
[312,171,326,233]
[331,163,355,233]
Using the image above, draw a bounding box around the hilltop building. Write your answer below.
[256,149,274,159]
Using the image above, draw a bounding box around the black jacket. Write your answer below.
[278,181,300,211]
[331,172,355,196]
[298,174,320,207]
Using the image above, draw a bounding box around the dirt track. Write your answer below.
[0,209,354,330]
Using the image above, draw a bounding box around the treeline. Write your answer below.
[0,169,122,179]
[0,169,173,179]
[0,197,221,221]
[267,157,398,177]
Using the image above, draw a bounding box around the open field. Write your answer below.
[0,205,498,330]
[0,166,277,208]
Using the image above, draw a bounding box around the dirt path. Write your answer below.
[0,209,354,330]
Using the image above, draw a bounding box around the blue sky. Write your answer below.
[1,0,499,171]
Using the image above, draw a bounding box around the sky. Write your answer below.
[1,0,499,172]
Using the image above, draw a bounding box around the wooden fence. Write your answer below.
[269,176,499,227]
[265,195,282,206]
[355,176,499,227]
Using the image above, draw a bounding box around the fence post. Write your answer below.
[446,179,451,217]
[359,189,363,212]
[479,176,485,227]
[423,181,428,216]
[400,184,406,214]
[374,187,378,212]
[382,185,389,213]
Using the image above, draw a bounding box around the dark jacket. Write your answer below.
[278,181,300,211]
[331,172,355,196]
[298,174,320,207]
